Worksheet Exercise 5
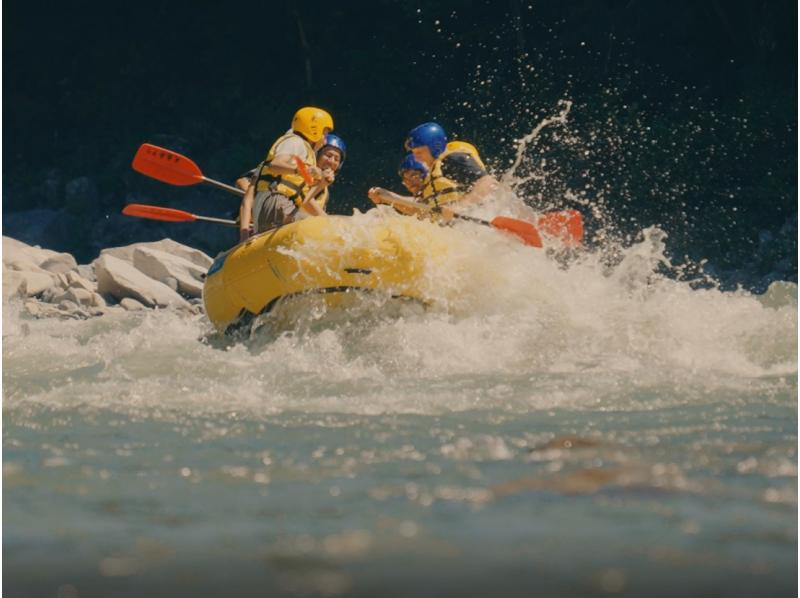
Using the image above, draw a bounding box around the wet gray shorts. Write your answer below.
[253,191,298,233]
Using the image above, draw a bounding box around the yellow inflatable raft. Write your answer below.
[203,215,452,333]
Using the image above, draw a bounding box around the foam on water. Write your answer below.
[3,210,795,421]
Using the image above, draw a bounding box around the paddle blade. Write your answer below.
[122,203,197,222]
[537,210,584,246]
[132,143,204,186]
[293,156,315,186]
[490,216,543,248]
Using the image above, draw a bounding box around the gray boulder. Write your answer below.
[17,270,58,297]
[99,238,213,269]
[95,254,190,309]
[132,246,206,298]
[3,236,60,268]
[3,269,26,300]
[39,253,79,274]
[120,297,146,311]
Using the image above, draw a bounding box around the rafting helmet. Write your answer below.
[292,107,334,144]
[446,140,479,158]
[318,133,346,167]
[404,122,447,158]
[397,153,428,176]
[446,140,486,169]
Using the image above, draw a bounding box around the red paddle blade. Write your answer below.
[293,156,314,185]
[490,216,543,248]
[537,210,584,246]
[122,203,197,222]
[132,143,204,186]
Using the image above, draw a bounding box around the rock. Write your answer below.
[5,258,50,276]
[132,247,205,298]
[95,254,189,309]
[51,287,94,307]
[56,300,90,319]
[120,297,145,311]
[39,253,78,274]
[77,264,96,282]
[3,270,26,300]
[24,299,81,320]
[58,299,79,312]
[66,271,96,293]
[23,300,53,318]
[40,287,62,303]
[3,236,60,268]
[19,271,58,297]
[91,292,107,308]
[100,238,213,269]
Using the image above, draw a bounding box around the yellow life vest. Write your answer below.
[420,144,485,208]
[255,131,317,207]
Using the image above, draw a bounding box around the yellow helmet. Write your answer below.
[447,141,479,158]
[292,107,334,144]
[446,141,485,169]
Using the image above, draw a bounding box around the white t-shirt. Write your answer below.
[273,131,309,158]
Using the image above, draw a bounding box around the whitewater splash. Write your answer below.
[4,209,795,419]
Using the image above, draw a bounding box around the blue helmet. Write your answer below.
[319,133,346,167]
[404,122,447,158]
[398,153,428,176]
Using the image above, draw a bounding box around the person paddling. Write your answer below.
[397,153,427,197]
[368,123,498,217]
[365,154,428,217]
[291,133,345,222]
[236,133,345,197]
[238,106,335,241]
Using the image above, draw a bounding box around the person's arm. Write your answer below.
[368,187,425,216]
[264,153,324,181]
[235,177,252,192]
[297,186,325,216]
[235,168,258,193]
[238,184,255,242]
[456,174,499,207]
[296,167,335,216]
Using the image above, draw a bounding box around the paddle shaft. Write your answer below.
[194,214,239,226]
[375,191,543,247]
[205,170,323,217]
[376,192,489,225]
[203,176,244,197]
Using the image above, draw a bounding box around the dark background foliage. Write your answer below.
[3,0,796,289]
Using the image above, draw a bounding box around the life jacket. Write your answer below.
[420,146,485,208]
[254,131,317,207]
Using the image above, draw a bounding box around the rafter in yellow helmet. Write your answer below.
[292,107,334,144]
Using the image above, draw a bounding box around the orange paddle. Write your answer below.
[122,203,237,226]
[132,143,244,196]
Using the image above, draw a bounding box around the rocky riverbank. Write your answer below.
[3,236,212,320]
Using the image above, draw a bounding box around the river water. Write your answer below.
[3,217,796,597]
